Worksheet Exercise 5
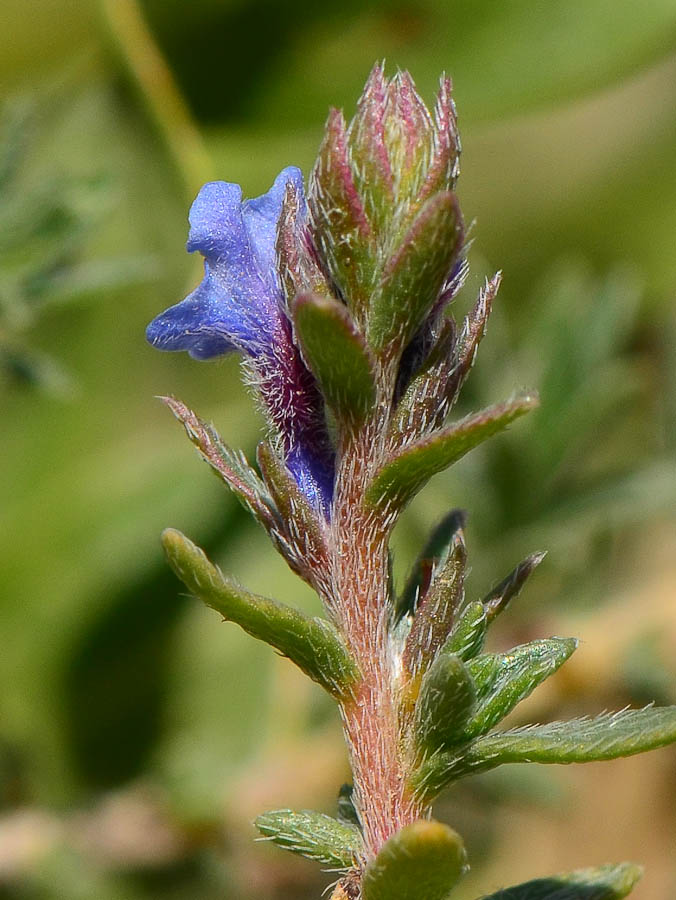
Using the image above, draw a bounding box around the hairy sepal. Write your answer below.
[412,707,676,800]
[413,652,476,754]
[443,601,487,661]
[483,551,547,624]
[362,820,467,900]
[390,318,458,444]
[276,182,332,305]
[368,191,463,354]
[403,525,467,678]
[367,394,538,514]
[417,76,460,207]
[463,638,578,739]
[391,273,500,446]
[347,62,395,237]
[396,508,465,621]
[308,107,375,319]
[255,809,363,868]
[383,71,434,208]
[443,273,501,406]
[292,292,376,426]
[477,863,643,900]
[161,396,275,529]
[256,440,328,589]
[161,529,358,699]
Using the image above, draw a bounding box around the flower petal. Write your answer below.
[146,266,250,359]
[147,173,304,359]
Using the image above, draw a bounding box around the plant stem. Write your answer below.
[328,386,426,859]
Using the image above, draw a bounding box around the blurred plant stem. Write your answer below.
[98,0,213,205]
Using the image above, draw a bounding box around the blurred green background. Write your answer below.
[1,1,676,898]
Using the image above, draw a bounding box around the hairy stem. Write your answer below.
[328,376,426,859]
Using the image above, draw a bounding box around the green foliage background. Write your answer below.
[0,1,675,898]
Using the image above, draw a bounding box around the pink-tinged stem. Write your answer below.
[327,395,427,859]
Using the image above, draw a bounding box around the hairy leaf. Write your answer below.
[367,394,538,512]
[412,707,676,799]
[293,292,376,425]
[368,192,463,353]
[463,638,578,739]
[255,808,363,868]
[162,529,358,698]
[414,653,477,753]
[476,862,642,900]
[362,820,467,900]
[443,601,487,661]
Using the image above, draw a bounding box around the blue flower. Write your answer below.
[146,167,335,514]
[146,166,304,360]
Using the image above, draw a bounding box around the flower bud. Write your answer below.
[309,64,464,357]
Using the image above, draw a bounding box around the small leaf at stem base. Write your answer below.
[255,808,363,868]
[362,821,467,900]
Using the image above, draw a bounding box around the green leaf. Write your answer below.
[362,820,467,900]
[293,292,376,425]
[368,191,463,353]
[397,509,465,620]
[443,601,487,661]
[161,397,275,529]
[161,529,359,699]
[367,395,538,512]
[255,808,363,868]
[463,638,578,739]
[483,551,547,624]
[476,862,642,900]
[256,441,328,587]
[412,707,676,799]
[403,526,467,678]
[414,653,477,754]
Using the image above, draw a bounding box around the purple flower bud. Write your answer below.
[146,167,335,513]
